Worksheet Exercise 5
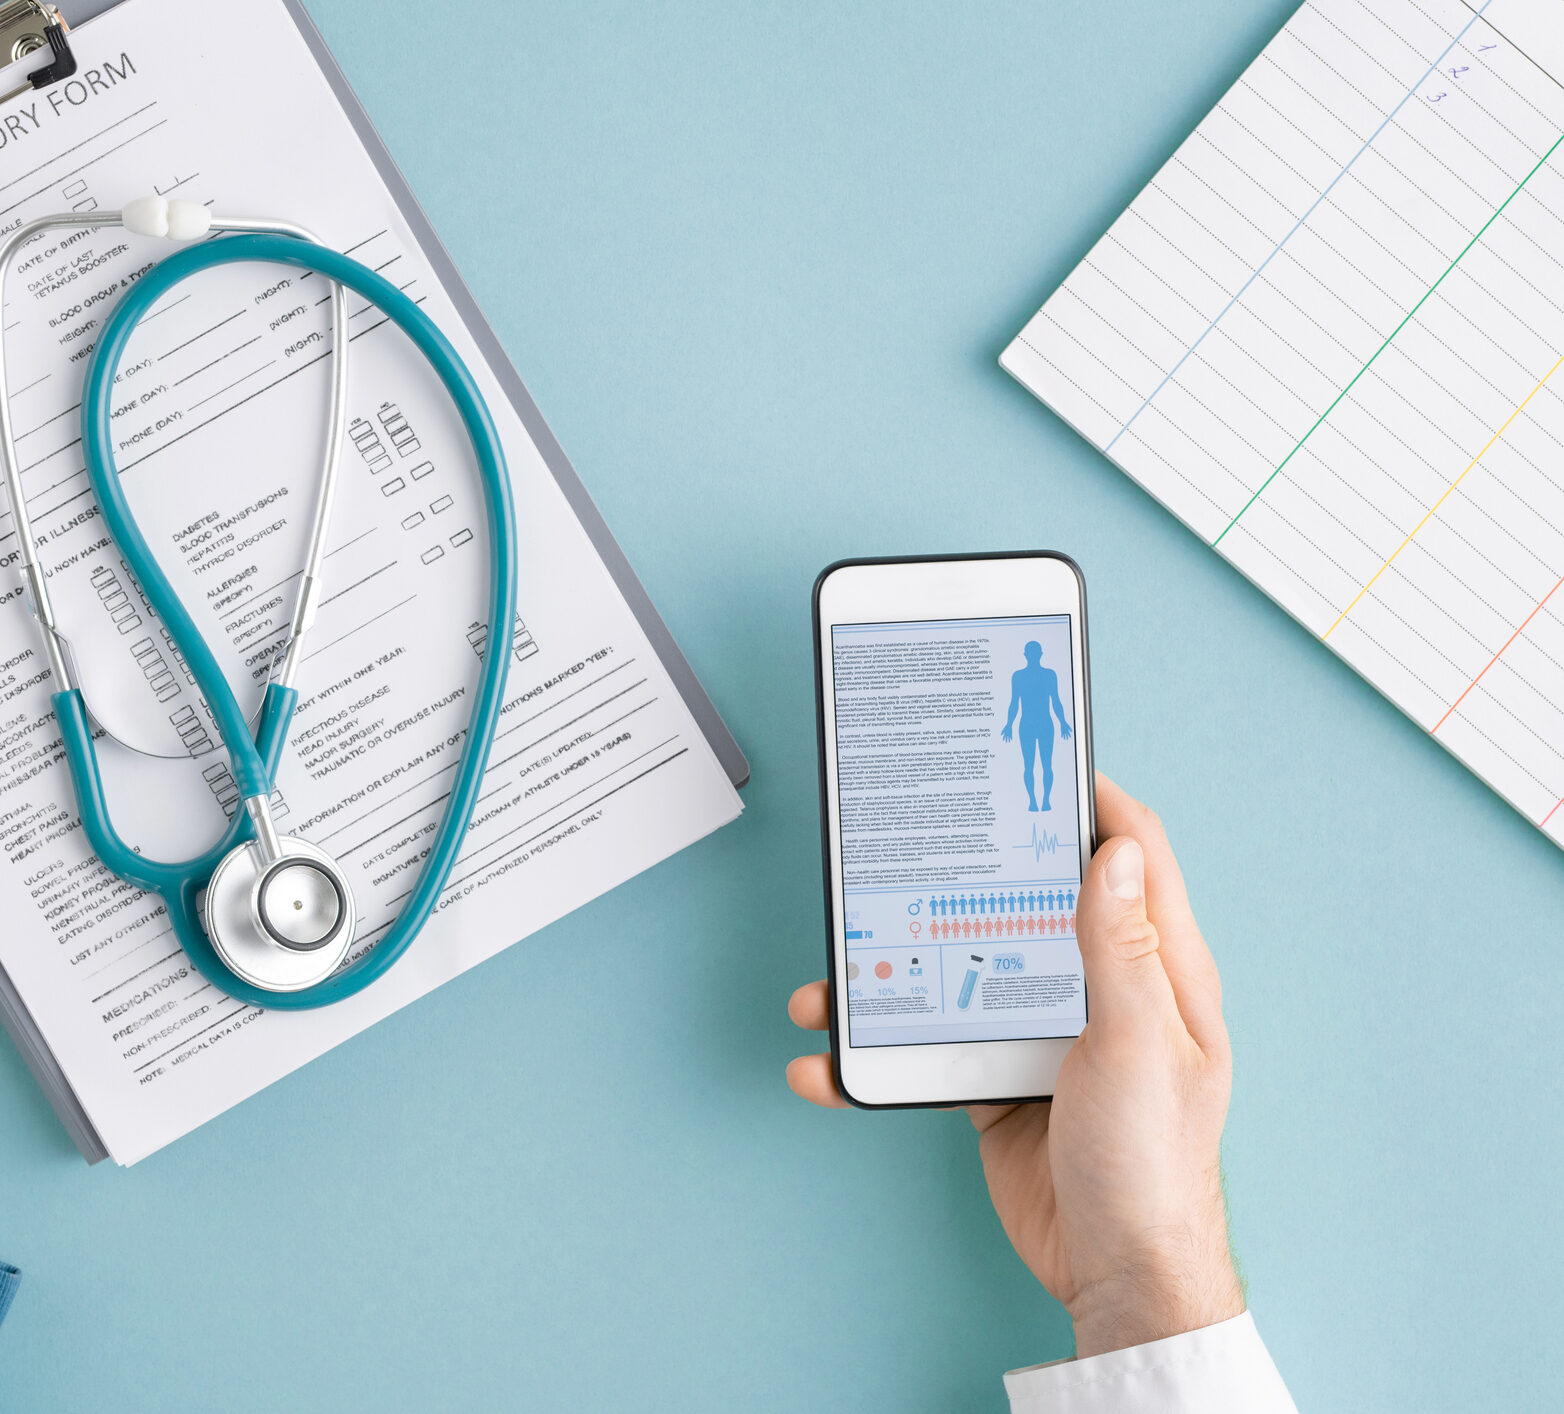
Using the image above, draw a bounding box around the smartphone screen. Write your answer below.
[830,613,1087,1047]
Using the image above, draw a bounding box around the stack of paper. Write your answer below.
[1005,0,1564,844]
[0,0,745,1164]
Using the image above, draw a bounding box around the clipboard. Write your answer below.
[0,0,747,1163]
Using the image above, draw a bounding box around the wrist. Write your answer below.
[1068,1239,1244,1359]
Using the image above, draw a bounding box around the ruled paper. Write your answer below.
[1004,0,1564,844]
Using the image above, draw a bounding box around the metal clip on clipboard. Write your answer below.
[0,1,76,106]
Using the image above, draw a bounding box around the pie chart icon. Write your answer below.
[874,960,893,980]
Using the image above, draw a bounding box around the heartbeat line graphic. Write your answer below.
[1012,825,1069,860]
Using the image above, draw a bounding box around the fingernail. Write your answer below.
[1105,840,1144,900]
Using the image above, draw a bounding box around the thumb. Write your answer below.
[1075,837,1180,1044]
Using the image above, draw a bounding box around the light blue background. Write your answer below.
[3,1,1558,1408]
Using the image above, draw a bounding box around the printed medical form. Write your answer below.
[0,0,743,1162]
[831,616,1086,1048]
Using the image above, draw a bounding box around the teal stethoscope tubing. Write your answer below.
[63,232,516,1009]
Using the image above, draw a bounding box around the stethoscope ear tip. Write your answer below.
[122,195,212,242]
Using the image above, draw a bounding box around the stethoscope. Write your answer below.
[0,195,516,1009]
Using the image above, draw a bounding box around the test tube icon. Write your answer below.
[957,955,985,1010]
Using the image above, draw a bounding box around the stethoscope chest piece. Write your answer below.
[203,836,357,992]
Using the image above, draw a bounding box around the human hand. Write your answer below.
[1061,720,1072,741]
[1000,723,1013,742]
[787,773,1243,1358]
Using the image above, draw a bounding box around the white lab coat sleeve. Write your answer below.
[1003,1311,1297,1414]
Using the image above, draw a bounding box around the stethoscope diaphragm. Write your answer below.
[203,836,357,993]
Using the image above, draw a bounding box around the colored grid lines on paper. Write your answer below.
[1002,0,1564,845]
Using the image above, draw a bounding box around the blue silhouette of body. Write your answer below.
[1000,640,1072,812]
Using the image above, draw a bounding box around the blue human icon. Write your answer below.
[978,894,987,914]
[999,640,1072,812]
[1046,889,1056,911]
[1066,888,1076,909]
[1026,890,1036,910]
[958,895,968,915]
[988,892,997,913]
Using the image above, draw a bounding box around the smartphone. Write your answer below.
[814,552,1096,1108]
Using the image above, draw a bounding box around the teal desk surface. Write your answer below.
[5,1,1561,1409]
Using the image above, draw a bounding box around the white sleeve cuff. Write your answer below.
[1004,1310,1297,1414]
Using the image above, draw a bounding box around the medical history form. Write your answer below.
[0,0,744,1163]
[1004,0,1564,847]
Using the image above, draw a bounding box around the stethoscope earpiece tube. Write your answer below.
[54,683,299,895]
[69,232,516,1009]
